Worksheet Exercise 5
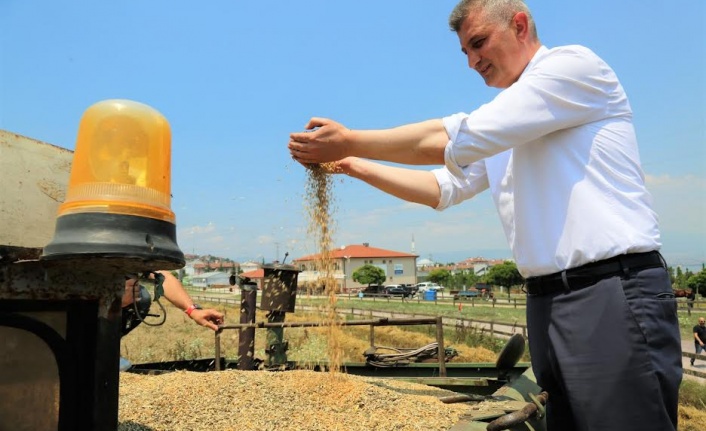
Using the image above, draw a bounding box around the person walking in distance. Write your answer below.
[287,1,682,430]
[692,317,706,366]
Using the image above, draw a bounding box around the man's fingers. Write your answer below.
[288,141,307,152]
[291,156,311,167]
[292,154,313,165]
[305,117,328,130]
[289,131,316,143]
[201,316,221,331]
[288,143,314,163]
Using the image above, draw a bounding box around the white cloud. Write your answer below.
[256,235,275,245]
[180,222,216,236]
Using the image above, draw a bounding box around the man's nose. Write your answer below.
[467,51,481,70]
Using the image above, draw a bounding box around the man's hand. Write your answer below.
[288,117,351,164]
[189,308,224,331]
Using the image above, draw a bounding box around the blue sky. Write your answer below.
[2,1,704,270]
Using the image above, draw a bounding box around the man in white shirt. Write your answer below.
[287,1,681,430]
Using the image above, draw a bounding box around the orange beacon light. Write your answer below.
[41,99,185,269]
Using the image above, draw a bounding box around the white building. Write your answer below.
[293,243,418,292]
[191,271,230,288]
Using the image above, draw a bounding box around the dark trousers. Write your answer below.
[527,266,682,431]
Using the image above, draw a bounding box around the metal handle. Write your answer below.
[486,391,548,431]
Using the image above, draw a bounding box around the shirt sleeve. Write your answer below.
[444,46,624,169]
[431,161,489,211]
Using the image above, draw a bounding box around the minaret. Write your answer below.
[411,234,416,254]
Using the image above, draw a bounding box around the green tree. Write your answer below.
[352,264,386,287]
[484,261,524,298]
[686,270,706,297]
[673,266,695,289]
[462,271,481,289]
[447,271,480,290]
[428,268,451,287]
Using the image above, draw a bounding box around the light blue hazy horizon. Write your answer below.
[1,1,704,270]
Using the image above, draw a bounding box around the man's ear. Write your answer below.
[512,12,530,40]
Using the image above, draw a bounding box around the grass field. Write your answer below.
[295,292,705,342]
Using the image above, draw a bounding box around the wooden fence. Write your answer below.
[190,295,527,340]
[336,291,706,314]
[192,292,705,368]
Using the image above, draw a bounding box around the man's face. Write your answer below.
[699,319,705,326]
[457,8,528,89]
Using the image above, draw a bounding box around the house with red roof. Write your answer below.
[293,243,418,292]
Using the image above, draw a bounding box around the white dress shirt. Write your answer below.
[433,45,660,278]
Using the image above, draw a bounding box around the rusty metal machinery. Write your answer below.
[1,101,185,431]
[259,263,299,368]
[1,130,128,430]
[237,279,258,370]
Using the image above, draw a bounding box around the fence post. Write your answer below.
[215,330,221,371]
[490,321,495,338]
[436,316,447,377]
[370,323,375,348]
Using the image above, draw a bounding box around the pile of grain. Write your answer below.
[118,370,470,431]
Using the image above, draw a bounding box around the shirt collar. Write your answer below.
[518,45,549,81]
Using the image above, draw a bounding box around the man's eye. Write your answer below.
[472,38,485,49]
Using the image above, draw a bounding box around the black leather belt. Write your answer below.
[525,251,664,296]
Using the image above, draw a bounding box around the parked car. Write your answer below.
[415,282,443,292]
[361,284,387,297]
[403,283,419,296]
[384,284,412,298]
[454,288,481,300]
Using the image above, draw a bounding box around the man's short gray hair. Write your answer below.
[448,0,538,39]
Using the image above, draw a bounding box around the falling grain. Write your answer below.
[304,163,342,373]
